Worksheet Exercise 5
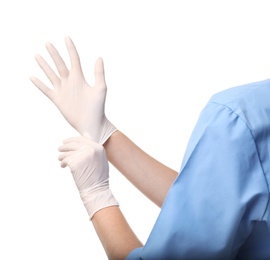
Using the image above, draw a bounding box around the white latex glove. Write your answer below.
[30,37,117,144]
[58,136,118,219]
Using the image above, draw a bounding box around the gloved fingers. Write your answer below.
[60,150,85,169]
[30,76,54,100]
[58,141,83,152]
[45,42,69,78]
[58,151,74,161]
[60,154,74,168]
[34,54,60,86]
[94,57,107,90]
[65,36,83,74]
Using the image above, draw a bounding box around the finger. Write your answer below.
[58,142,81,152]
[30,76,53,99]
[46,42,69,78]
[35,54,60,86]
[65,36,83,73]
[94,57,106,89]
[60,157,69,168]
[58,151,74,161]
[61,154,77,168]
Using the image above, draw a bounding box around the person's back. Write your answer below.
[128,79,270,259]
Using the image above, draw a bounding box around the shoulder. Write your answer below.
[204,78,270,134]
[209,78,270,108]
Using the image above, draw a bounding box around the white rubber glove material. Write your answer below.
[31,37,117,144]
[58,136,118,219]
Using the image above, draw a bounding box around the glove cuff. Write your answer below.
[99,118,117,145]
[80,188,119,220]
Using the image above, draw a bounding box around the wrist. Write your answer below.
[99,117,117,145]
[80,188,119,220]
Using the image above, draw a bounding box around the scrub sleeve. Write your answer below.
[127,80,270,259]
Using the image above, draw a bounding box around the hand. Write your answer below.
[58,136,118,219]
[31,37,117,144]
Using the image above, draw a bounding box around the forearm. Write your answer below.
[104,130,178,207]
[92,206,143,260]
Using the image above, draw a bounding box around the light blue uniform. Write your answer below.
[127,79,270,259]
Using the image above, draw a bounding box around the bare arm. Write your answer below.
[104,130,178,208]
[92,206,143,260]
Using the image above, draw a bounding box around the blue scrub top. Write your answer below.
[127,79,270,259]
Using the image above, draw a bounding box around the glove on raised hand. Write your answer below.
[31,37,117,144]
[58,136,118,219]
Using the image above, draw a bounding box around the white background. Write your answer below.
[1,1,270,259]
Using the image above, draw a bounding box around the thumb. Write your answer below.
[94,57,106,89]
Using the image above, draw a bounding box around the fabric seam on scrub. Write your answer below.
[210,101,270,221]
